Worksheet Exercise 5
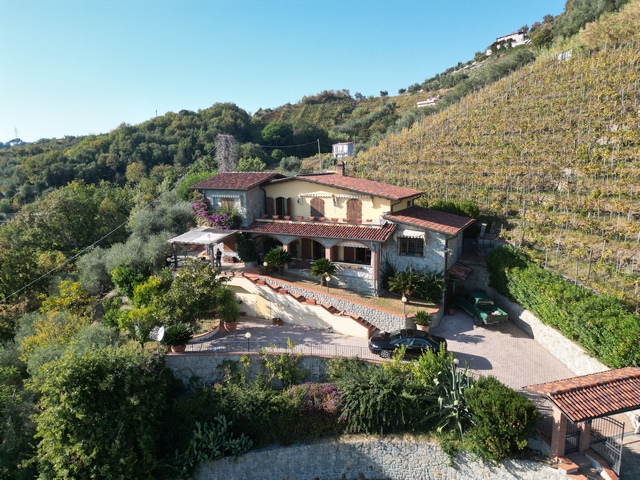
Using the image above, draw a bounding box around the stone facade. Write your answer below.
[193,437,567,480]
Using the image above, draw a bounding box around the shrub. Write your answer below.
[111,265,146,298]
[424,355,475,439]
[259,338,305,388]
[466,376,540,462]
[172,416,252,478]
[335,360,423,434]
[235,233,256,263]
[30,344,168,480]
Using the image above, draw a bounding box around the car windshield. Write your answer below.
[388,330,403,341]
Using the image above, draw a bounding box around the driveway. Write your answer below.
[433,310,575,390]
[189,310,575,390]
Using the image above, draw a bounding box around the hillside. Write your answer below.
[354,10,640,306]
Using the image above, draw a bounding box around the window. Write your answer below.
[331,244,371,265]
[220,197,235,209]
[346,198,362,220]
[275,197,291,216]
[310,198,325,217]
[398,237,424,256]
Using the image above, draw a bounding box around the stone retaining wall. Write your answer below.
[193,437,566,480]
[165,354,335,386]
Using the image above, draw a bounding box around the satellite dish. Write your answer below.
[157,326,165,342]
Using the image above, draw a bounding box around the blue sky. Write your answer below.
[0,1,565,143]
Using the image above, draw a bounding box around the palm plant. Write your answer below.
[310,258,336,287]
[388,267,423,302]
[215,285,239,325]
[263,247,292,274]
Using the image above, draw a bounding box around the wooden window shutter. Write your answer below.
[286,197,292,216]
[220,197,234,209]
[310,198,325,217]
[346,199,362,220]
[266,197,275,215]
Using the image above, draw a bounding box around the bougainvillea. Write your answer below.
[191,194,237,230]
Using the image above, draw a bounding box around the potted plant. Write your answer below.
[413,310,431,332]
[283,215,291,220]
[216,285,240,332]
[162,322,194,352]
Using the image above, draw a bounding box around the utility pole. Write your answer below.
[317,139,321,170]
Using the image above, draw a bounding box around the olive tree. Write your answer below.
[31,344,168,480]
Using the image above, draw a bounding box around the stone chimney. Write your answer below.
[336,161,346,176]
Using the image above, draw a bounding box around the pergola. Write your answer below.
[167,227,238,267]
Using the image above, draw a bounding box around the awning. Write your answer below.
[397,229,425,238]
[449,262,473,281]
[168,227,238,246]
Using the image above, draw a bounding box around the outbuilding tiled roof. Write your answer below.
[525,367,640,422]
[191,172,283,191]
[243,220,396,242]
[383,206,474,236]
[281,173,423,200]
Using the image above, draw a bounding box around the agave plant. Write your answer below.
[423,355,475,439]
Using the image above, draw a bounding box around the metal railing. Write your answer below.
[185,339,379,360]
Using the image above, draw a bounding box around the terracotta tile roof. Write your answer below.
[191,172,283,191]
[278,173,423,200]
[383,206,475,236]
[242,220,396,242]
[525,367,640,422]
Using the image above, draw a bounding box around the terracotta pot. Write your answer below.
[448,307,456,315]
[318,217,326,221]
[308,216,316,221]
[415,324,430,332]
[331,218,338,222]
[171,345,186,353]
[272,215,280,219]
[224,321,238,333]
[283,216,291,220]
[296,216,304,221]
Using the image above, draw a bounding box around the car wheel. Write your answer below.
[473,316,482,326]
[379,350,390,359]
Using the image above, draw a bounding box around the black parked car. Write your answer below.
[368,328,447,359]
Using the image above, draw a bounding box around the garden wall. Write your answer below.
[165,353,335,386]
[193,437,567,480]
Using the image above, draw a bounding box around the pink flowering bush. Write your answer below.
[191,194,240,229]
